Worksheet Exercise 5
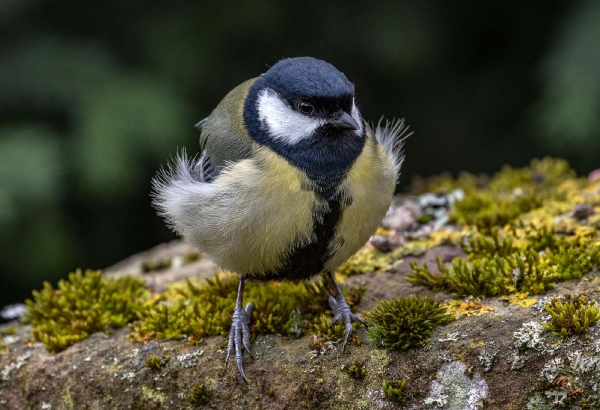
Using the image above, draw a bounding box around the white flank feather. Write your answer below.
[374,117,412,179]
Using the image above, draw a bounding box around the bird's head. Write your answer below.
[243,57,367,195]
[244,57,364,147]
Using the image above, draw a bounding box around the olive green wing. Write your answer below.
[198,78,258,168]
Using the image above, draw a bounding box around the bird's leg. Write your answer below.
[327,271,367,353]
[225,276,255,383]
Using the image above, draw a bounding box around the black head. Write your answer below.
[243,57,366,198]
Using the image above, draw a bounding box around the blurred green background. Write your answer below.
[1,0,599,311]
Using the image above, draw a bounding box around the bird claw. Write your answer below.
[225,302,254,383]
[328,293,367,353]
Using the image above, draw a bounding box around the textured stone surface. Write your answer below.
[2,240,599,409]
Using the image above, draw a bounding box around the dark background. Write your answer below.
[1,0,599,311]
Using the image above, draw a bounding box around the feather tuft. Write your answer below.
[374,117,412,180]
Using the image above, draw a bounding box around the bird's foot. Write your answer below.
[225,301,255,383]
[328,294,367,353]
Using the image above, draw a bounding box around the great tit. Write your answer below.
[153,57,409,383]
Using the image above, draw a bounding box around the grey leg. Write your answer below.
[327,271,367,353]
[225,276,255,383]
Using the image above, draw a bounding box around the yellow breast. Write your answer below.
[324,136,396,272]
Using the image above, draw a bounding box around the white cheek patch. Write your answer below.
[351,99,364,135]
[256,88,322,145]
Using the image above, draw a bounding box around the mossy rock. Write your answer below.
[1,157,600,409]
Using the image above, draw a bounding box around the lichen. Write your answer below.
[335,248,397,277]
[501,292,538,307]
[513,321,546,351]
[424,361,488,410]
[442,298,495,318]
[542,293,600,339]
[477,342,499,372]
[23,269,150,353]
[382,379,407,403]
[366,295,454,350]
[530,348,600,408]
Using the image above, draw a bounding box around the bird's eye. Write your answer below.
[298,101,314,115]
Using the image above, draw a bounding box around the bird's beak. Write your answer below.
[330,111,360,131]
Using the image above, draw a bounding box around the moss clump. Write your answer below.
[0,326,16,336]
[449,158,575,231]
[344,361,366,379]
[24,269,150,353]
[308,313,361,348]
[366,295,454,350]
[129,274,365,345]
[382,379,407,403]
[144,354,170,371]
[144,354,161,370]
[406,158,600,299]
[411,158,575,232]
[542,294,600,339]
[185,384,208,404]
[407,233,600,298]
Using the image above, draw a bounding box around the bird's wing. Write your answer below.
[373,118,412,179]
[195,151,221,183]
[198,78,258,168]
[195,117,208,135]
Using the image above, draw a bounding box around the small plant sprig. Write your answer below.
[143,354,170,371]
[382,379,407,403]
[542,294,600,339]
[366,295,454,350]
[185,384,209,404]
[344,361,366,379]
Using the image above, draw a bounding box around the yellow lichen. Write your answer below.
[141,385,166,405]
[500,292,538,307]
[442,299,496,318]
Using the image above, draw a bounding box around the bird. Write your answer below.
[152,56,409,383]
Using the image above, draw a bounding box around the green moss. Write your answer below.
[344,361,366,379]
[427,158,575,231]
[309,314,350,342]
[129,274,366,345]
[0,326,16,336]
[185,384,208,404]
[382,379,407,403]
[407,238,600,298]
[406,164,600,299]
[24,269,150,353]
[410,172,481,195]
[452,190,544,230]
[542,294,600,339]
[143,354,170,371]
[366,295,454,350]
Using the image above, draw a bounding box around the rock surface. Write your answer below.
[1,239,599,409]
